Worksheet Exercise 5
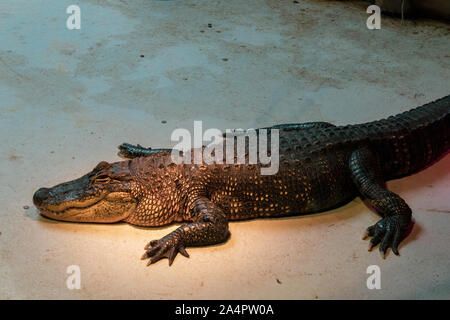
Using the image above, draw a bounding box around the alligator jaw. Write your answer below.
[35,193,106,221]
[34,187,136,223]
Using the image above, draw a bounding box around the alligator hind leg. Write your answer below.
[349,148,413,258]
[118,143,172,159]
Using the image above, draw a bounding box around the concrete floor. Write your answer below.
[0,0,449,299]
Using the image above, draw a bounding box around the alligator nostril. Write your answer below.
[33,187,50,205]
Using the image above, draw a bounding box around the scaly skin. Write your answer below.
[33,95,449,265]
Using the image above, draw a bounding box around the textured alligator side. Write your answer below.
[33,96,449,265]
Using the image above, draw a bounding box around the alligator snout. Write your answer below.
[33,187,50,206]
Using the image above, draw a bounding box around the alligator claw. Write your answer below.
[179,246,190,258]
[362,230,369,240]
[142,235,189,266]
[363,215,412,258]
[144,240,158,250]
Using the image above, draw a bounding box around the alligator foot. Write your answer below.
[362,215,413,258]
[118,143,151,158]
[118,143,172,159]
[349,147,414,258]
[141,234,189,266]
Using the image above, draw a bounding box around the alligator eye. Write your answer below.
[94,174,111,183]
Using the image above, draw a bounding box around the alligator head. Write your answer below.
[33,161,137,223]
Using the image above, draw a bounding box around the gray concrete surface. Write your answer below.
[0,0,449,299]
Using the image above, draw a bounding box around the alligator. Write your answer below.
[33,96,449,265]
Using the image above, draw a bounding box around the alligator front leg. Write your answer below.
[349,148,413,258]
[141,197,229,266]
[117,143,172,159]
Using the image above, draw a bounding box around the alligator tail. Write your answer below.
[366,95,450,179]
